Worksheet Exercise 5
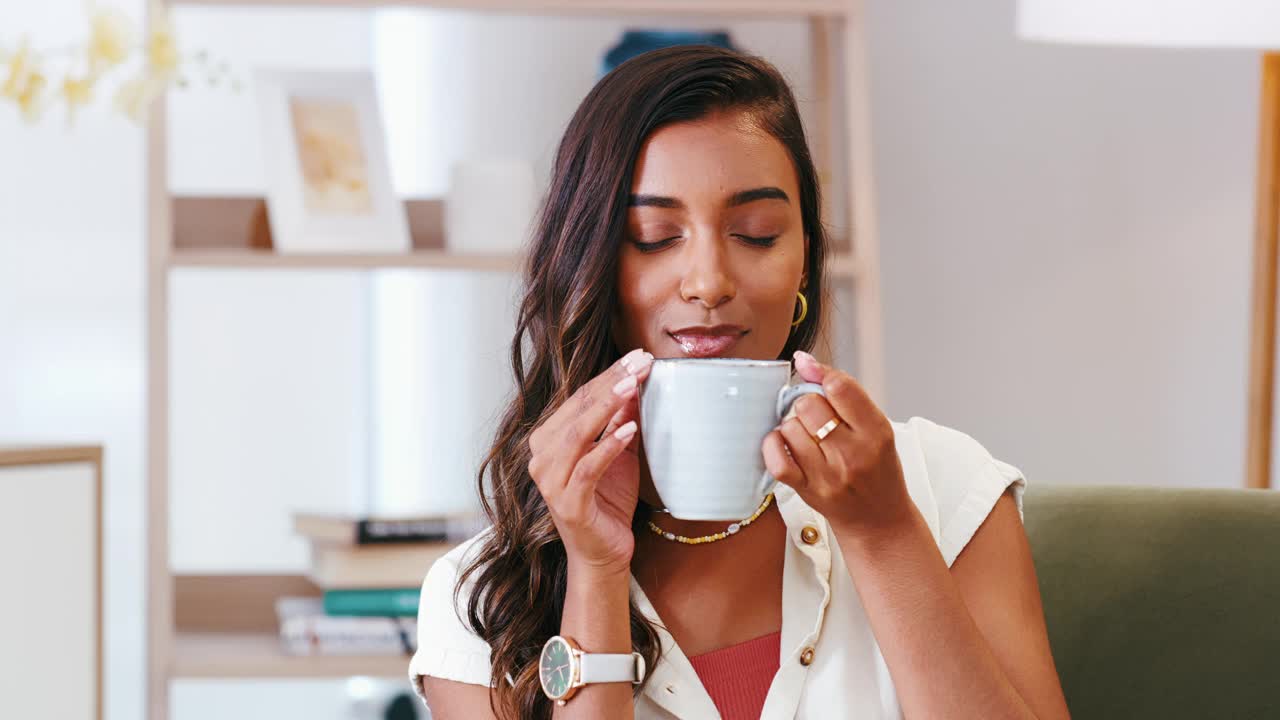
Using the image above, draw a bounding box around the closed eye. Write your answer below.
[735,234,779,247]
[631,234,779,253]
[631,236,680,253]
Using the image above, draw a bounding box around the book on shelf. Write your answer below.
[276,597,416,656]
[323,587,420,617]
[292,511,485,546]
[308,540,453,589]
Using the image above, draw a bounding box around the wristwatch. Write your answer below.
[538,635,646,705]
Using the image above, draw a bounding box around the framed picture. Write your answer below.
[253,69,409,254]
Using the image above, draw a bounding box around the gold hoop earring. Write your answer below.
[791,291,808,328]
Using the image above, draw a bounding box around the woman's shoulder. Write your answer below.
[893,415,1011,473]
[891,416,1027,566]
[423,528,492,591]
[418,527,493,625]
[410,527,496,691]
[892,415,1024,491]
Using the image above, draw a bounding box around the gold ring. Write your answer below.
[813,417,840,443]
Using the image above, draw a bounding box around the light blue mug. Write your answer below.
[639,358,825,520]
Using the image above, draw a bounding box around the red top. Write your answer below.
[687,631,781,720]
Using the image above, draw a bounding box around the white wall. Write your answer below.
[865,0,1258,489]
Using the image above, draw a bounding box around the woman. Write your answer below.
[411,46,1071,720]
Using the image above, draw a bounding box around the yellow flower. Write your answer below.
[62,74,96,125]
[2,40,48,122]
[149,30,179,75]
[147,2,179,76]
[114,73,158,123]
[64,75,94,104]
[17,70,47,123]
[87,4,135,73]
[2,39,34,100]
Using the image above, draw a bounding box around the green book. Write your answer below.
[322,588,420,617]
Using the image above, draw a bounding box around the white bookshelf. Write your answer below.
[146,1,886,718]
[172,632,410,679]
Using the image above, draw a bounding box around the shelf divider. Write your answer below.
[172,632,411,679]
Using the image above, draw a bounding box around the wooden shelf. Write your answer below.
[0,445,102,468]
[172,632,410,679]
[168,0,851,17]
[171,575,414,679]
[168,248,860,277]
[168,248,524,272]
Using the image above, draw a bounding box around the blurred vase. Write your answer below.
[601,29,736,76]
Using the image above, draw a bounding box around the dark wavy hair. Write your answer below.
[455,44,830,719]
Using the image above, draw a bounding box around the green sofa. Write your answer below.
[1023,485,1280,719]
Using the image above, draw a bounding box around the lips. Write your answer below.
[669,325,747,358]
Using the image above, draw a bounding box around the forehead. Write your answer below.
[629,111,798,199]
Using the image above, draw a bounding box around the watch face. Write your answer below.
[539,636,574,700]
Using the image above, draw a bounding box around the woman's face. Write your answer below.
[612,110,807,362]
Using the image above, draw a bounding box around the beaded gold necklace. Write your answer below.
[646,493,774,545]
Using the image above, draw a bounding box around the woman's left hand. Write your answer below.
[761,350,917,540]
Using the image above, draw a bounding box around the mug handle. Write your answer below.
[757,382,826,497]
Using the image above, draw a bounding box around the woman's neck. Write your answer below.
[630,501,788,656]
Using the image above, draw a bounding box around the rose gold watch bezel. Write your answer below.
[545,635,584,706]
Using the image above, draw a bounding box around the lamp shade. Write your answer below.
[1017,0,1280,49]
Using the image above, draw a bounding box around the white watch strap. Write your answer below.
[578,652,645,685]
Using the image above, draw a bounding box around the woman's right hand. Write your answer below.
[527,348,654,575]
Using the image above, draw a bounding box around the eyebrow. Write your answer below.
[628,186,791,209]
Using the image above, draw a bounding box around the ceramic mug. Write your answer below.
[639,358,825,520]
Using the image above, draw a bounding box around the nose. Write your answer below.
[678,235,736,309]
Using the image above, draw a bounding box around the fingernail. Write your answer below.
[794,350,817,366]
[614,420,638,441]
[620,348,647,373]
[622,349,653,375]
[612,373,637,396]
